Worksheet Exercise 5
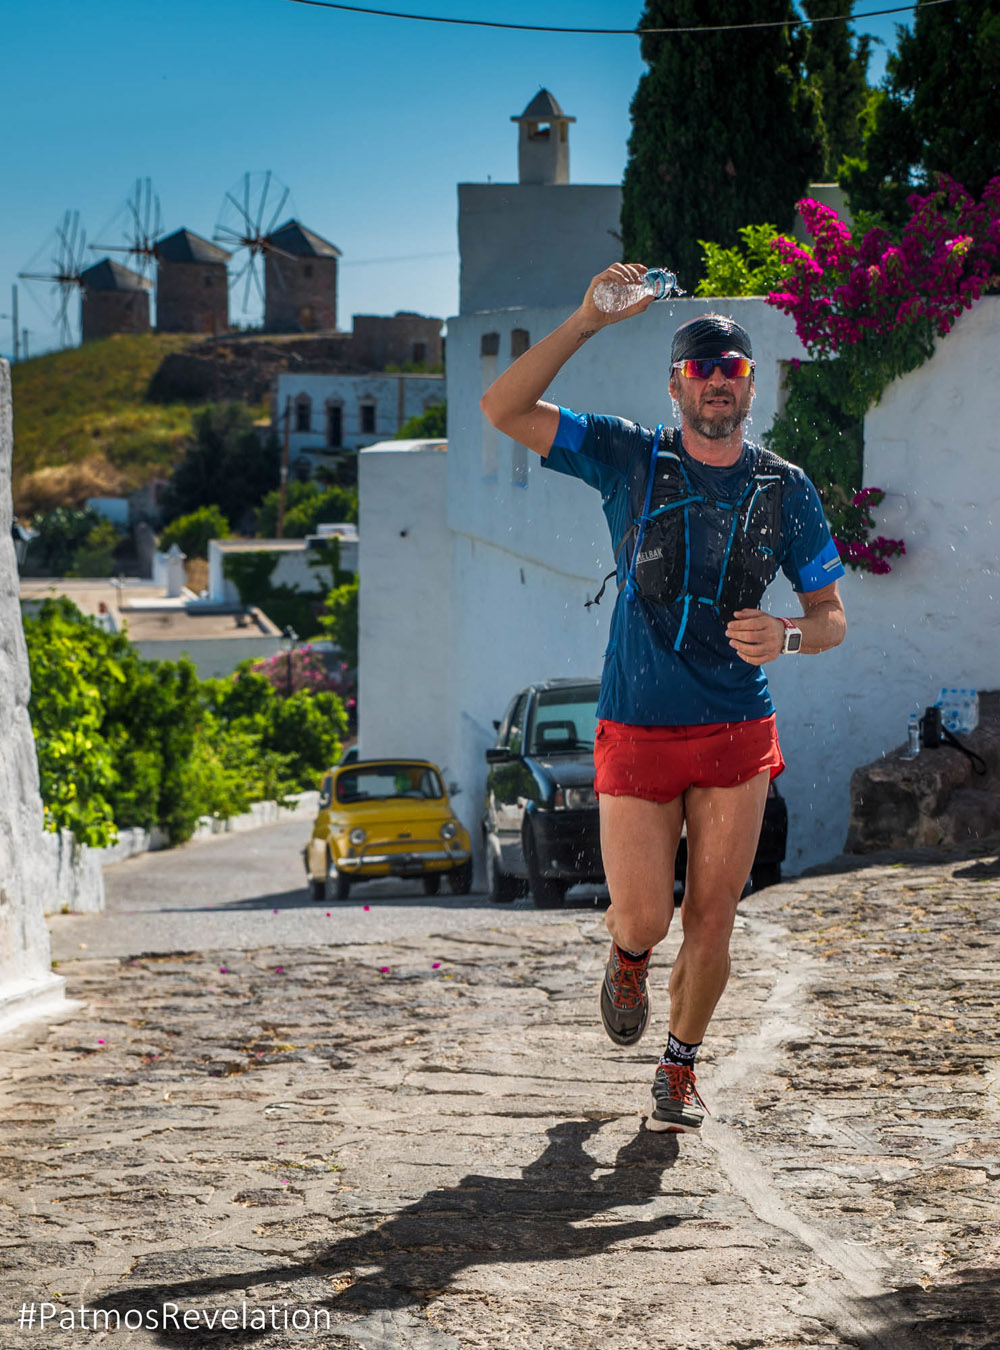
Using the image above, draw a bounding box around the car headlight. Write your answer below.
[440,820,458,840]
[349,827,367,846]
[553,786,597,810]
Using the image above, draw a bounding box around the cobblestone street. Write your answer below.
[2,844,999,1349]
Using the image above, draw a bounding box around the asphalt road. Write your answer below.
[47,818,610,963]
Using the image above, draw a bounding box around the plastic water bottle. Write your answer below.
[936,687,979,733]
[902,712,920,759]
[592,268,683,314]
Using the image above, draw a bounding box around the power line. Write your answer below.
[283,0,955,36]
[341,250,457,267]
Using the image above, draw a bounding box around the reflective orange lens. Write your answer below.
[673,356,753,379]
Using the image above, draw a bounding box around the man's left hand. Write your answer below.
[726,609,784,665]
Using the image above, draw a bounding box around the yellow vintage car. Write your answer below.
[304,758,473,902]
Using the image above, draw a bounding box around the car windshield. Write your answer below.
[336,763,444,804]
[528,687,599,754]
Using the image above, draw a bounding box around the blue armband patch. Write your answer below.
[797,537,845,592]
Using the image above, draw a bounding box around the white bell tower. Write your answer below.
[511,89,576,186]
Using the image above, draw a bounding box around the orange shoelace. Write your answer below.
[609,957,647,1009]
[656,1064,710,1115]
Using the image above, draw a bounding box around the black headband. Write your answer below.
[671,315,753,363]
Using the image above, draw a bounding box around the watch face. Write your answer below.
[785,630,803,653]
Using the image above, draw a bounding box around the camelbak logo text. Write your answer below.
[637,548,663,565]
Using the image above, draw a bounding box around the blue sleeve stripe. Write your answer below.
[796,537,846,592]
[552,406,588,454]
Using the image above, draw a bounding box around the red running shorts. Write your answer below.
[594,715,784,803]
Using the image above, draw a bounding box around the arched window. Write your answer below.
[326,400,344,449]
[294,394,312,433]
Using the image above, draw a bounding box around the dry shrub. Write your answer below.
[13,456,134,516]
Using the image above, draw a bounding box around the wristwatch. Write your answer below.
[779,617,803,654]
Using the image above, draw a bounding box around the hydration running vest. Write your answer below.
[586,426,796,649]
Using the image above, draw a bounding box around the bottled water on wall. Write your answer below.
[936,687,979,734]
[592,268,683,314]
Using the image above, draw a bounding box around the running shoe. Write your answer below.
[599,943,650,1046]
[648,1063,708,1134]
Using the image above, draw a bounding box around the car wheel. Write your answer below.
[524,826,569,908]
[447,861,473,896]
[309,876,325,902]
[325,855,351,902]
[422,874,442,897]
[485,840,520,904]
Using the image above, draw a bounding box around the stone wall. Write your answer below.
[156,260,229,335]
[846,691,1000,853]
[81,289,151,342]
[0,361,69,1033]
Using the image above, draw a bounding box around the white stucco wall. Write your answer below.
[765,297,1000,868]
[0,360,69,1033]
[357,441,453,776]
[275,372,445,465]
[458,184,622,314]
[361,295,1000,876]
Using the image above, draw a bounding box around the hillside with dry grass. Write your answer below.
[11,333,206,516]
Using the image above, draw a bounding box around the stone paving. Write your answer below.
[1,845,999,1349]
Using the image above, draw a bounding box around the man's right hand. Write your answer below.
[582,262,658,327]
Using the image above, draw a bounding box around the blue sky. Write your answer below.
[1,1,911,358]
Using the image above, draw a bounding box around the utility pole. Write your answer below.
[1,286,18,363]
[276,395,291,540]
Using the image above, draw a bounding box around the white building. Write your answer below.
[358,93,1000,878]
[207,526,358,607]
[274,371,444,476]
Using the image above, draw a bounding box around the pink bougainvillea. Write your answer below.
[766,176,1000,574]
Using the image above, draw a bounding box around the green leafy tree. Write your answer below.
[319,576,359,669]
[162,403,280,530]
[621,0,822,288]
[25,601,347,847]
[254,481,358,537]
[68,517,122,578]
[396,402,446,439]
[801,0,871,180]
[30,506,104,575]
[158,505,230,560]
[23,599,120,846]
[841,0,1000,224]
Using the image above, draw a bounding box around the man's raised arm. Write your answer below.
[479,263,655,458]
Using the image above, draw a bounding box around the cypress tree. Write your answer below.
[801,0,871,179]
[841,0,1000,223]
[621,1,822,289]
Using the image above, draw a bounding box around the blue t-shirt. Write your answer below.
[544,408,844,726]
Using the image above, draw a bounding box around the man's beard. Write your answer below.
[674,382,753,440]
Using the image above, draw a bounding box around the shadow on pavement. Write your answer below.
[855,1267,1000,1348]
[90,1118,681,1342]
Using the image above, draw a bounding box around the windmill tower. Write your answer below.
[79,259,152,342]
[511,89,575,185]
[263,219,340,333]
[155,230,231,335]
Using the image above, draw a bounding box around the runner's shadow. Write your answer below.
[90,1118,681,1341]
[854,1267,1000,1347]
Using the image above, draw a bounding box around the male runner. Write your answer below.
[480,262,846,1133]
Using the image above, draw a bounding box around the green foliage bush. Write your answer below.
[158,505,230,560]
[23,599,346,848]
[254,480,358,537]
[695,225,803,298]
[319,576,359,669]
[396,402,446,439]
